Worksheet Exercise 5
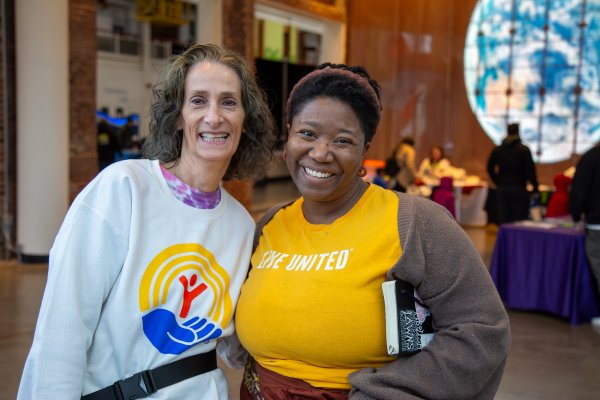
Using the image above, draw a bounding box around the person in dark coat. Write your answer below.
[569,142,600,326]
[487,122,539,224]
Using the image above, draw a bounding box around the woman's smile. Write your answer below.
[199,132,230,142]
[303,166,334,179]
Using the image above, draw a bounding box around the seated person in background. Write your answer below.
[545,172,573,218]
[372,167,388,188]
[418,145,451,180]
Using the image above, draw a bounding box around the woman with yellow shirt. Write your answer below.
[234,64,510,399]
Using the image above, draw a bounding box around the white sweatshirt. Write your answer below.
[18,159,254,399]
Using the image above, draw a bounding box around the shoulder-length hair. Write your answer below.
[142,43,275,180]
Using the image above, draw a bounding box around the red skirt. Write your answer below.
[240,357,350,400]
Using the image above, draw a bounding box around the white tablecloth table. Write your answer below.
[411,177,488,227]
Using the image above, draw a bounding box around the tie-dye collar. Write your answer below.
[160,164,221,209]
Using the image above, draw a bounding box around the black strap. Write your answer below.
[81,350,217,400]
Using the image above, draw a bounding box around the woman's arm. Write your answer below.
[18,173,129,399]
[349,196,510,400]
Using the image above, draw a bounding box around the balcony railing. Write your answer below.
[97,30,171,59]
[97,31,140,55]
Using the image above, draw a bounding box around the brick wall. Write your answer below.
[69,0,97,203]
[223,0,255,61]
[222,0,255,211]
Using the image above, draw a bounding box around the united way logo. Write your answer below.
[139,243,232,354]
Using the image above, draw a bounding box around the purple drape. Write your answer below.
[490,223,599,324]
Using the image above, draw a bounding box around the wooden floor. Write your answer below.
[1,179,599,399]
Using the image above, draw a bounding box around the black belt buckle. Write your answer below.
[113,369,157,400]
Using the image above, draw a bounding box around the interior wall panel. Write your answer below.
[347,0,568,185]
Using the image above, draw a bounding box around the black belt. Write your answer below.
[81,350,217,400]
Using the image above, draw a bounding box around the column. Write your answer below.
[222,0,255,210]
[139,21,152,139]
[16,0,69,261]
[196,0,223,45]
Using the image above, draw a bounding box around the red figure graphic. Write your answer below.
[178,274,208,318]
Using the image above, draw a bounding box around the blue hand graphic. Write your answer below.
[142,309,223,354]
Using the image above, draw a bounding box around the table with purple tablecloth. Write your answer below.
[490,222,599,324]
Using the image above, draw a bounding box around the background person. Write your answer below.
[569,142,600,326]
[417,145,451,180]
[393,136,417,192]
[17,43,275,400]
[118,114,137,149]
[383,148,401,190]
[372,167,388,188]
[234,63,510,399]
[487,122,539,223]
[97,118,122,170]
[545,172,573,218]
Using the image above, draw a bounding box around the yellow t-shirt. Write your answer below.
[235,184,401,389]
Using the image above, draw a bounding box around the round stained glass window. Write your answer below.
[464,0,600,163]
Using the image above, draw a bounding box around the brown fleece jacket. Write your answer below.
[348,193,510,399]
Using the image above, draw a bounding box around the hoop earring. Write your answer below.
[358,167,367,177]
